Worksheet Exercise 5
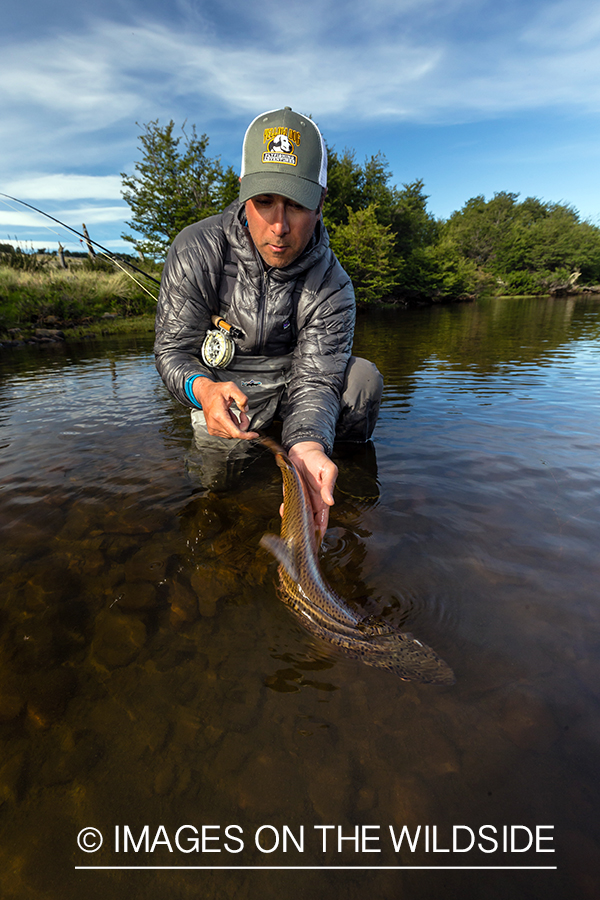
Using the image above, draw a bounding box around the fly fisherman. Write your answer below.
[155,107,383,537]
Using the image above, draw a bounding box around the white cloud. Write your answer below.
[1,0,599,150]
[55,205,129,225]
[3,175,123,201]
[1,0,600,229]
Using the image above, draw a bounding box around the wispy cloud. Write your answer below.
[3,175,123,201]
[1,0,599,243]
[3,1,600,144]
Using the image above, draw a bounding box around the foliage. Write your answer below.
[324,154,471,302]
[329,204,398,304]
[0,244,49,272]
[0,266,158,328]
[121,120,238,260]
[322,148,368,228]
[116,121,600,302]
[445,193,600,293]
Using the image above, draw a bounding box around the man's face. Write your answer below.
[244,193,322,268]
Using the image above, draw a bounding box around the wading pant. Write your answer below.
[188,354,383,489]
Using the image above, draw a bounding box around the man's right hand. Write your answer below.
[192,378,259,440]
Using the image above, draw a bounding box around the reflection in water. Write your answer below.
[0,300,600,899]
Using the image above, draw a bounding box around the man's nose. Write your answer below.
[270,204,290,235]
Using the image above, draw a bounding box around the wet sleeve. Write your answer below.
[282,262,355,455]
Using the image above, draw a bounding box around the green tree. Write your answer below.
[445,192,600,293]
[444,191,520,269]
[323,147,368,228]
[329,204,398,304]
[121,120,237,259]
[324,147,399,230]
[389,180,439,260]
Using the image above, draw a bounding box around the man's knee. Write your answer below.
[336,356,383,442]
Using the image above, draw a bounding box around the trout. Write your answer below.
[259,437,455,684]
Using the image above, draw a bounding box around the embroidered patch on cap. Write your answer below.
[261,128,301,167]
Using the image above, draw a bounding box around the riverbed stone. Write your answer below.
[59,502,104,541]
[0,745,28,804]
[190,564,237,617]
[0,660,25,722]
[307,752,352,822]
[167,578,198,627]
[39,728,104,786]
[22,560,79,610]
[91,611,147,668]
[111,580,158,611]
[125,540,169,583]
[178,498,223,546]
[236,748,300,817]
[26,667,78,729]
[101,504,172,536]
[496,686,560,751]
[154,761,178,796]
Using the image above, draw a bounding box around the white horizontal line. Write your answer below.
[75,866,558,871]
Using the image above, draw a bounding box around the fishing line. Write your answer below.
[0,192,162,292]
[0,196,150,295]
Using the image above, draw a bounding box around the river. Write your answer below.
[0,295,599,899]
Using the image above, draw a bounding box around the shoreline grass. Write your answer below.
[0,264,159,335]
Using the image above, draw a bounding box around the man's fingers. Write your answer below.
[195,379,258,440]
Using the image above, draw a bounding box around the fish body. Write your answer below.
[259,438,455,684]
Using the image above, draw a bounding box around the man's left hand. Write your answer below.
[285,441,338,542]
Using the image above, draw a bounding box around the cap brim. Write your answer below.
[239,173,323,210]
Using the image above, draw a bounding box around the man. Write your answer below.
[155,107,382,537]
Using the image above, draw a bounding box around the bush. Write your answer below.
[328,204,398,304]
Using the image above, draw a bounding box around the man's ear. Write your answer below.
[318,187,328,215]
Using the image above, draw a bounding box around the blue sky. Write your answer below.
[2,0,600,253]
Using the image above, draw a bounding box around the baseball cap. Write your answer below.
[239,107,327,210]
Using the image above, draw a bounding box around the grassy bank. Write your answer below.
[0,264,159,335]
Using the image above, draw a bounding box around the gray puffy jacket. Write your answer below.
[155,200,356,454]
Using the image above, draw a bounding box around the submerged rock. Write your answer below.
[91,611,147,669]
[111,581,158,611]
[26,668,78,729]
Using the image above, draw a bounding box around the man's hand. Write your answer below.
[286,441,338,541]
[193,378,259,440]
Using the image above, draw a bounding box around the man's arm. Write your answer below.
[280,255,355,537]
[281,260,355,457]
[154,222,223,408]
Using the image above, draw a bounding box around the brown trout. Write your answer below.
[259,437,455,684]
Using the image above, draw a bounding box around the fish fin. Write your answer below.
[260,534,299,582]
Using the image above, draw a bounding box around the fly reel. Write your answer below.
[201,315,244,369]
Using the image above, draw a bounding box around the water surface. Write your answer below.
[1,296,599,899]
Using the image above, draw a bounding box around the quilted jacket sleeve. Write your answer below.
[154,220,224,408]
[282,252,356,455]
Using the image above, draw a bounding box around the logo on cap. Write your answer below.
[262,127,301,167]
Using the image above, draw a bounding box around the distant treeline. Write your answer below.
[119,121,600,304]
[4,120,600,310]
[323,154,600,303]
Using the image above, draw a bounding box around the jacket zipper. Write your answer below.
[257,268,271,354]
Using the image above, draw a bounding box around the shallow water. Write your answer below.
[1,297,599,899]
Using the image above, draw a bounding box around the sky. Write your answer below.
[2,0,600,254]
